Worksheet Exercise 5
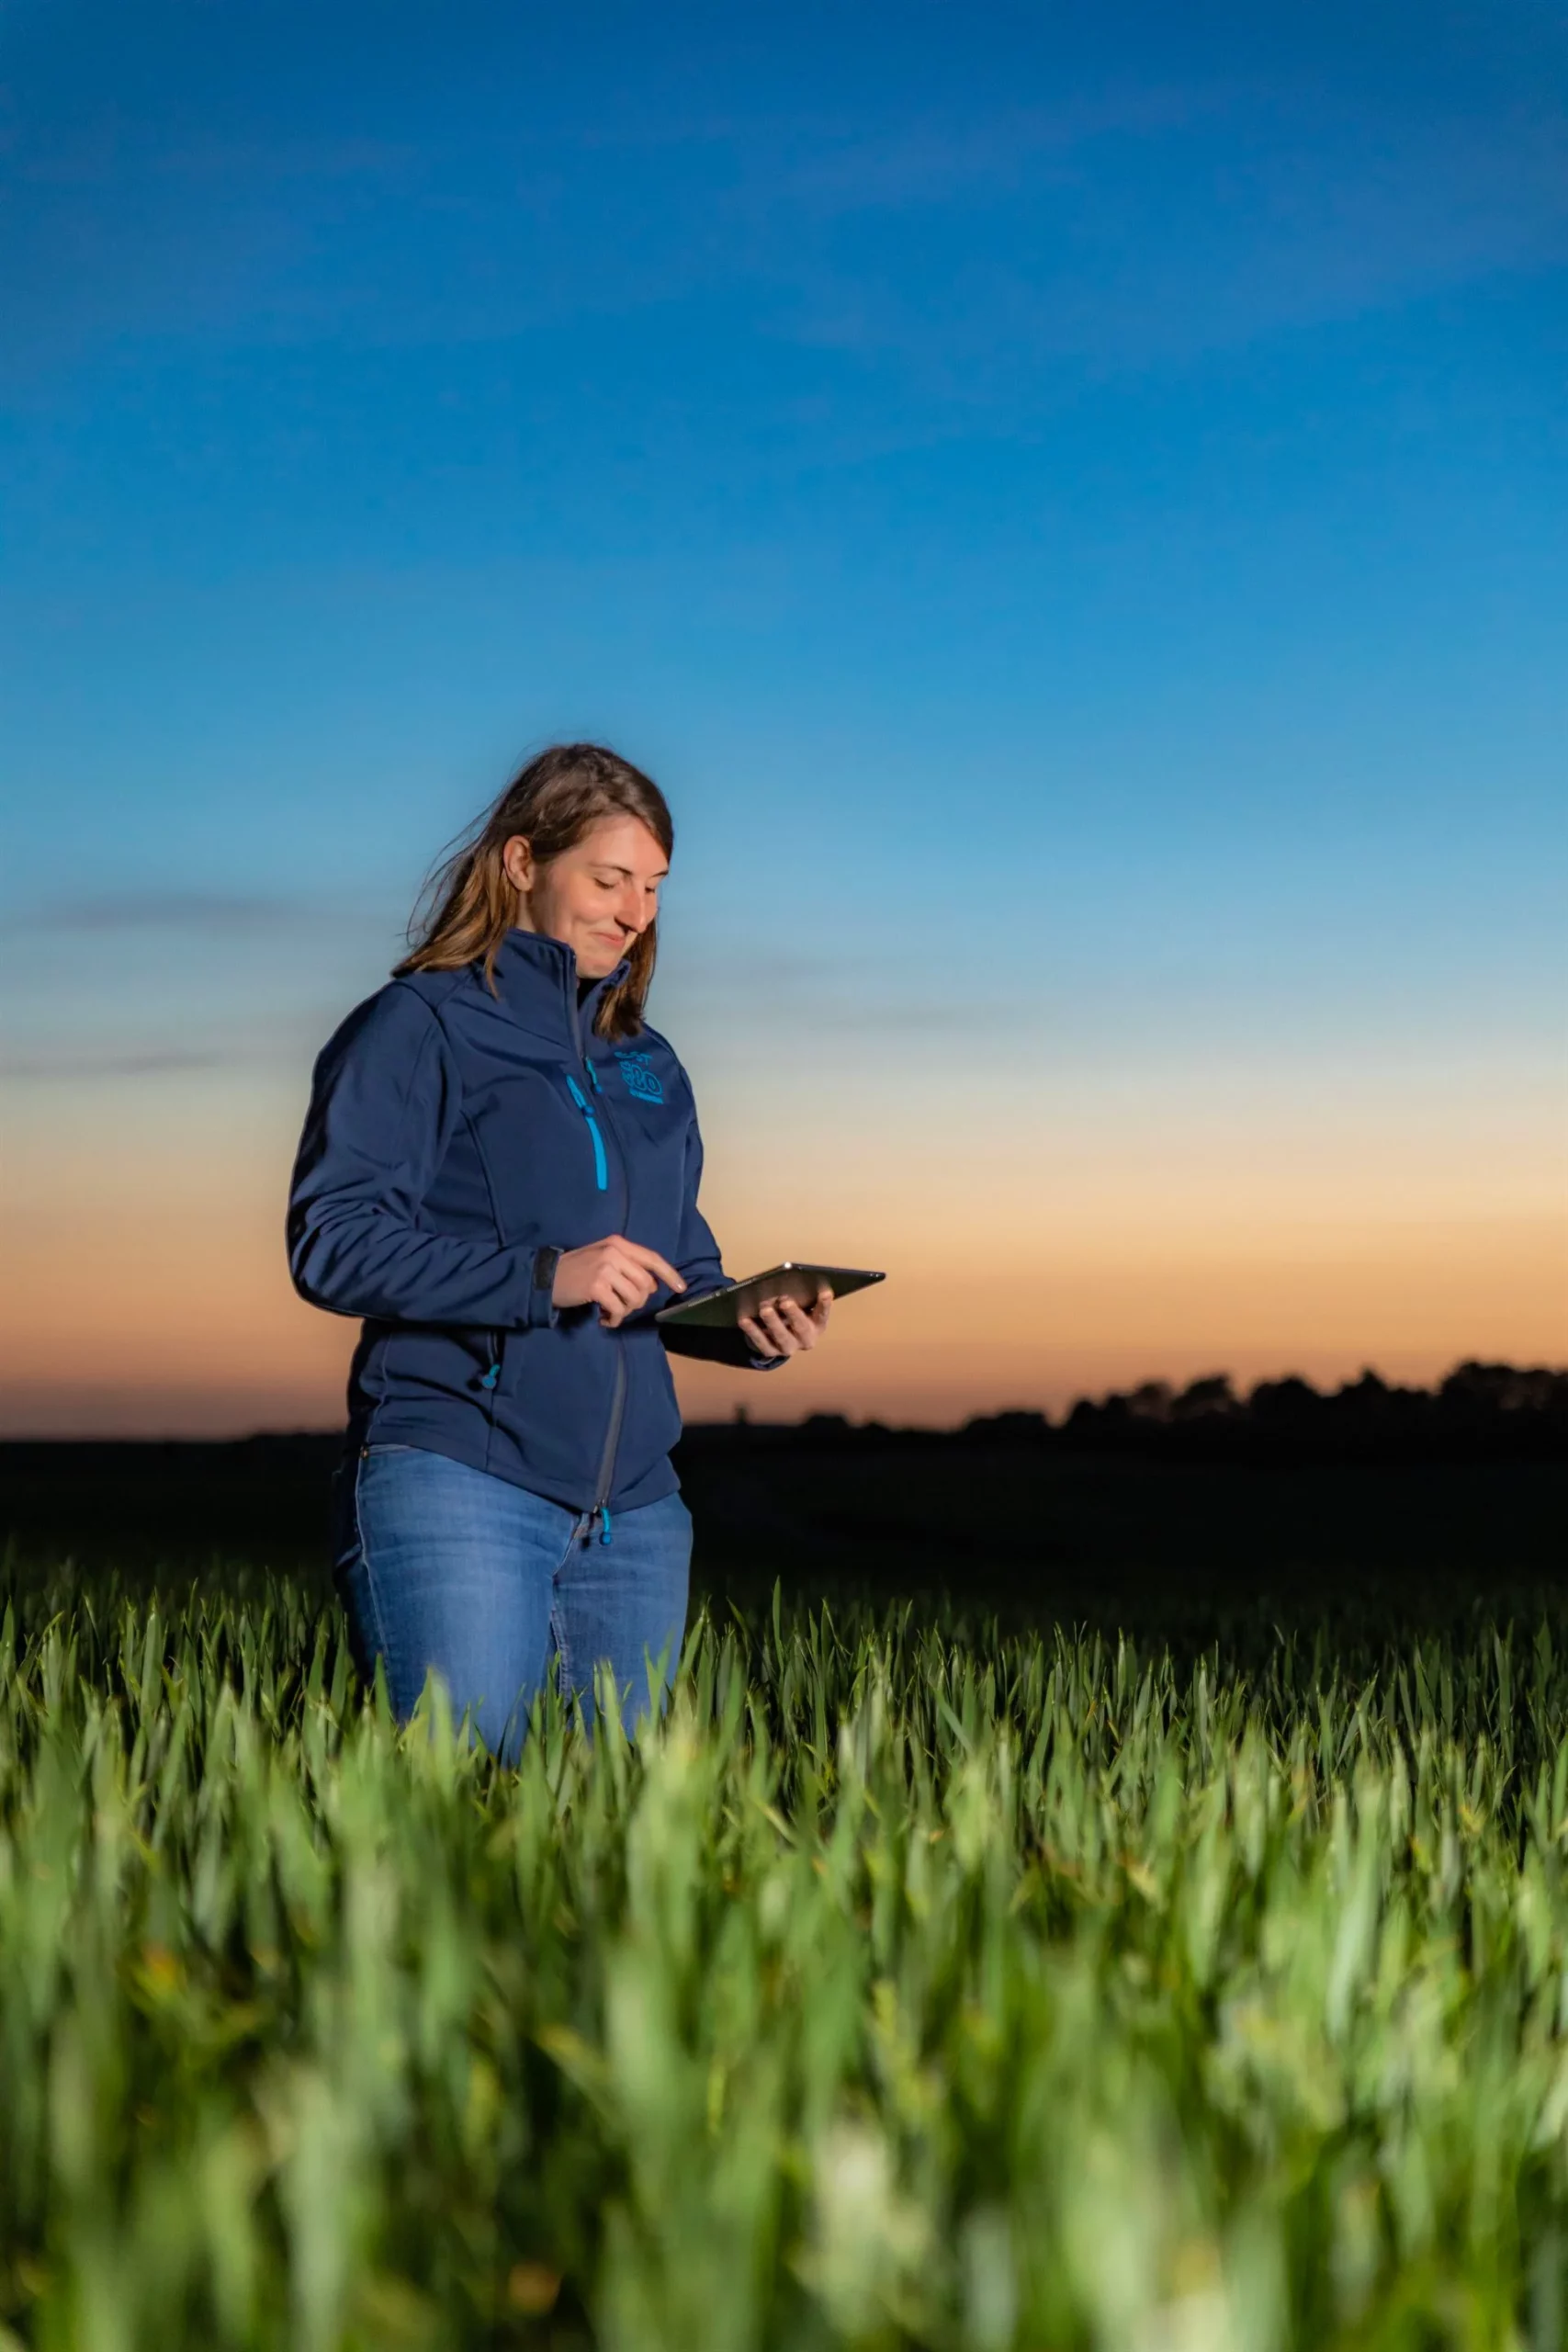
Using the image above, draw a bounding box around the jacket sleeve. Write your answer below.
[287,983,558,1329]
[657,1081,784,1370]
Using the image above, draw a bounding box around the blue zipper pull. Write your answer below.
[480,1362,500,1391]
[564,1074,609,1191]
[599,1507,613,1546]
[585,1058,603,1093]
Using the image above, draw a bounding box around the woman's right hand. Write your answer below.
[551,1236,686,1328]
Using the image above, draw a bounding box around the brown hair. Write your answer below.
[397,743,673,1042]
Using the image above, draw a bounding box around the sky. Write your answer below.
[2,0,1565,1433]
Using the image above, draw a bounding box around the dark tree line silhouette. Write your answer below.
[0,1368,1562,1577]
[754,1362,1568,1464]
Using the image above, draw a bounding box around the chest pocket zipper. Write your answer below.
[564,1074,609,1191]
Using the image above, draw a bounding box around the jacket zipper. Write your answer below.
[564,1074,608,1190]
[577,1011,635,1544]
[589,1352,627,1545]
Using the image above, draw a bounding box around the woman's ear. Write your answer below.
[501,834,536,896]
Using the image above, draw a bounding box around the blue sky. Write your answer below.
[3,0,1564,1428]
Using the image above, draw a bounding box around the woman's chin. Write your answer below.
[576,944,623,979]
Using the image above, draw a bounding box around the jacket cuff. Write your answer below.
[524,1246,562,1329]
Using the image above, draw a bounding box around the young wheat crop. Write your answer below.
[2,1562,1567,2350]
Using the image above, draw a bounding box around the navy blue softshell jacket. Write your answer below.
[288,929,763,1519]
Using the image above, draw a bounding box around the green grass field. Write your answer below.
[5,1561,1568,2350]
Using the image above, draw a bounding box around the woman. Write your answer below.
[288,742,829,1758]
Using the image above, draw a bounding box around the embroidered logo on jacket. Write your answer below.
[615,1050,664,1104]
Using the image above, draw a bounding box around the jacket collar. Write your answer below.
[490,927,631,1057]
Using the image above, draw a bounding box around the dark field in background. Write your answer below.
[5,1362,1563,1639]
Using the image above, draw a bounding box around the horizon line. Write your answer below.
[4,1354,1562,1449]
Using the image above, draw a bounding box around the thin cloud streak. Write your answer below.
[768,108,1568,377]
[0,890,406,943]
[0,1048,225,1080]
[2,891,298,935]
[769,88,1224,209]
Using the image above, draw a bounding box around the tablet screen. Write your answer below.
[654,1262,885,1329]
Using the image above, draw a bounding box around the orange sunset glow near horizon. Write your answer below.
[5,1000,1562,1439]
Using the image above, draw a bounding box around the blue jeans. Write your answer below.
[333,1442,692,1760]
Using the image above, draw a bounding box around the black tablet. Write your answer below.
[654,1261,886,1330]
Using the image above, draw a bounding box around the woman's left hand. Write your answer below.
[738,1287,832,1362]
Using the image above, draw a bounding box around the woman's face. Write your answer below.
[503,815,670,979]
